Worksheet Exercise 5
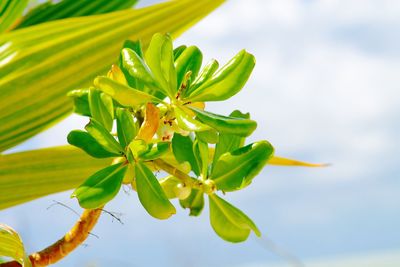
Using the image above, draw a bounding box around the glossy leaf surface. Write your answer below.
[85,119,124,155]
[135,161,176,219]
[194,139,209,178]
[188,50,255,102]
[140,142,170,161]
[172,133,200,176]
[120,48,160,91]
[89,88,114,131]
[145,33,177,97]
[175,45,203,90]
[187,59,219,97]
[116,108,137,149]
[94,76,161,107]
[211,141,274,191]
[189,107,257,137]
[0,146,111,210]
[173,45,186,59]
[209,194,260,242]
[174,106,211,132]
[67,130,120,158]
[213,110,249,163]
[67,88,91,116]
[72,163,127,209]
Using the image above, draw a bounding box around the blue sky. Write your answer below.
[2,0,400,266]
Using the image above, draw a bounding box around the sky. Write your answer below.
[2,0,400,266]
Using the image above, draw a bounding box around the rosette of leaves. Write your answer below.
[67,33,274,242]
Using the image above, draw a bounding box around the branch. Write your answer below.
[1,207,103,267]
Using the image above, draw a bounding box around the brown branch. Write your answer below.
[1,207,103,267]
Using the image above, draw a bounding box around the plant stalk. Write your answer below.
[1,207,103,267]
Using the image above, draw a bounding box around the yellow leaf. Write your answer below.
[268,156,328,167]
[137,103,160,142]
[107,64,127,85]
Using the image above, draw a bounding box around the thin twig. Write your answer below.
[47,200,80,218]
[100,209,124,225]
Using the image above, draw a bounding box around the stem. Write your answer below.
[152,159,202,190]
[1,207,103,267]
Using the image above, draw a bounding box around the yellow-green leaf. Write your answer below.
[94,76,161,107]
[174,106,211,132]
[145,33,177,97]
[268,156,327,167]
[72,163,127,209]
[15,0,138,29]
[135,161,176,220]
[0,0,28,32]
[209,194,260,243]
[0,146,111,210]
[0,224,31,266]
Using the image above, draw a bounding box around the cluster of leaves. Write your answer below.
[68,33,274,242]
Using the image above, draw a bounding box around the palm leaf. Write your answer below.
[15,0,138,29]
[0,0,28,32]
[0,146,111,210]
[0,0,225,152]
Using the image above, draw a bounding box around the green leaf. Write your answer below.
[0,0,225,152]
[89,88,114,131]
[116,108,137,149]
[196,129,219,144]
[67,88,91,116]
[67,130,121,158]
[85,119,124,155]
[211,141,274,191]
[127,139,147,162]
[159,175,181,199]
[145,33,177,97]
[119,40,166,100]
[159,175,191,200]
[159,150,192,174]
[213,110,249,163]
[173,45,187,60]
[135,161,176,219]
[119,40,144,90]
[0,146,111,210]
[172,133,200,176]
[94,76,162,107]
[174,106,211,132]
[140,142,170,161]
[0,224,30,266]
[0,0,29,32]
[72,163,127,209]
[185,59,219,97]
[188,107,257,137]
[175,45,203,90]
[209,194,261,243]
[193,139,209,178]
[120,48,161,93]
[15,0,138,29]
[187,50,255,102]
[179,189,204,216]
